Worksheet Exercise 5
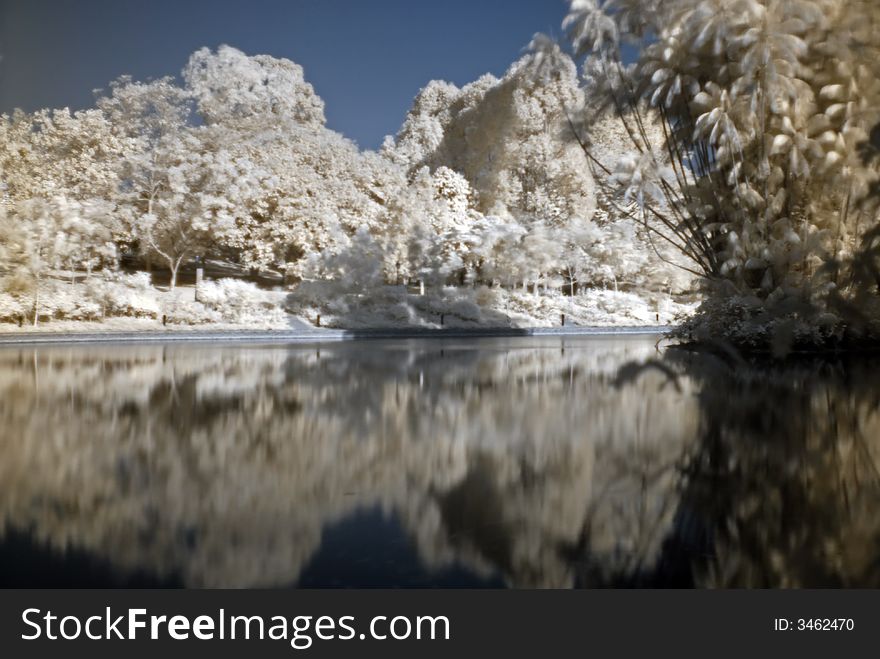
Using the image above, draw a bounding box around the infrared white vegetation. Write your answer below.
[14,0,877,340]
[557,0,880,349]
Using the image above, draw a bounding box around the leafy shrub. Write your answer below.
[196,278,285,325]
[0,291,27,324]
[85,273,160,319]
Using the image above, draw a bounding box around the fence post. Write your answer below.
[195,267,204,302]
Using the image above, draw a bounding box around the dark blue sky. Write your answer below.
[0,0,570,149]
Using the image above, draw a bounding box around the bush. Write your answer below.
[85,273,161,319]
[196,278,286,325]
[1,279,104,324]
[0,291,27,324]
[46,283,103,320]
[674,293,847,354]
[161,298,223,325]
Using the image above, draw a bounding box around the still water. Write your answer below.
[0,336,878,588]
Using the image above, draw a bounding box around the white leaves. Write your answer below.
[691,82,753,161]
[770,134,793,155]
[789,146,809,179]
[769,189,787,217]
[816,130,839,149]
[822,151,844,170]
[651,68,671,85]
[695,108,721,135]
[726,161,744,186]
[824,103,847,121]
[526,34,571,83]
[559,0,879,298]
[183,46,326,127]
[819,84,847,102]
[736,183,764,208]
[692,91,714,110]
[720,257,740,277]
[608,153,668,211]
[2,0,876,315]
[804,113,831,136]
[641,34,699,108]
[650,85,667,108]
[564,0,620,56]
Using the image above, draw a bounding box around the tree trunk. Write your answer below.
[32,282,39,327]
[169,258,180,291]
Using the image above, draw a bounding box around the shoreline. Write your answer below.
[0,325,672,346]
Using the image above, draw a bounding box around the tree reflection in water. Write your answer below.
[652,348,880,588]
[0,337,876,588]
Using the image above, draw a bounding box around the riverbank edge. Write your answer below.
[0,325,672,346]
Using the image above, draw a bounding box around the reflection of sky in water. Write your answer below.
[0,508,504,588]
[0,337,878,588]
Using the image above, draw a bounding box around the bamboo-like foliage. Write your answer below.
[560,0,880,313]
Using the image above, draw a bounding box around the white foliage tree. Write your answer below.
[560,0,880,344]
[386,42,692,297]
[98,76,241,289]
[0,107,125,319]
[184,45,326,127]
[185,46,402,283]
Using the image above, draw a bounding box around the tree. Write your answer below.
[183,45,326,128]
[559,0,880,344]
[384,51,595,225]
[98,77,227,289]
[185,47,402,282]
[0,196,114,324]
[379,165,477,288]
[0,107,127,320]
[386,42,691,297]
[0,107,127,270]
[0,107,125,204]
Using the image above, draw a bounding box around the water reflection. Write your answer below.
[0,337,876,588]
[658,349,880,588]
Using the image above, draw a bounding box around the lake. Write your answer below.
[0,336,877,588]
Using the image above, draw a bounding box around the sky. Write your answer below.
[0,0,571,149]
